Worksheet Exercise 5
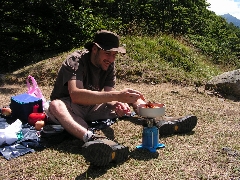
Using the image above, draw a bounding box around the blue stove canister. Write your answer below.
[142,126,159,148]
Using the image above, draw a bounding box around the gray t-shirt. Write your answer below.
[50,49,116,100]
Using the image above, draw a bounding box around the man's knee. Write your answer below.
[49,99,64,111]
[47,100,67,124]
[48,99,66,118]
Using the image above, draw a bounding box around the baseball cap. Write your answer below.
[84,30,126,53]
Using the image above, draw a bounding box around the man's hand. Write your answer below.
[115,102,131,117]
[119,88,145,103]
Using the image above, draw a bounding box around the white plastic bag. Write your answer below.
[0,119,22,145]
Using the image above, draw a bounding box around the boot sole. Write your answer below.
[111,144,129,163]
[158,115,197,136]
[82,140,129,166]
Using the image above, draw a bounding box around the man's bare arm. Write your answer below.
[68,79,142,105]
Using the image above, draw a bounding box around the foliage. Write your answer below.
[0,0,116,72]
[187,13,240,69]
[10,34,221,87]
[115,34,220,86]
[0,0,239,74]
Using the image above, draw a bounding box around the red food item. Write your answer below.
[144,102,164,108]
[144,102,155,108]
[28,113,46,126]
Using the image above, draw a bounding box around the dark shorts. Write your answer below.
[47,97,117,124]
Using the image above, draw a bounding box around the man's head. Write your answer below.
[85,30,126,71]
[84,30,126,53]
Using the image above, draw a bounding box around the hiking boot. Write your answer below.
[156,115,197,136]
[82,134,129,166]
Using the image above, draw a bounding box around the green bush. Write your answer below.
[0,0,239,74]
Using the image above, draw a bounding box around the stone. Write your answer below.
[205,69,240,98]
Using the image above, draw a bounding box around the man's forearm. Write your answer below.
[70,89,120,105]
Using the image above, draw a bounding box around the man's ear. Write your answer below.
[92,44,99,53]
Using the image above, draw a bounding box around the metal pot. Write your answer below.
[137,103,165,118]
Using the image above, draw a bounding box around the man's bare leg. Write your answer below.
[49,99,88,140]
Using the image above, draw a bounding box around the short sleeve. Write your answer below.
[61,50,85,85]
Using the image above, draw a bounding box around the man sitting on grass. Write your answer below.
[48,30,197,166]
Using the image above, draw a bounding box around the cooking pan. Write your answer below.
[137,103,165,118]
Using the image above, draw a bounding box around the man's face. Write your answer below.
[91,45,117,71]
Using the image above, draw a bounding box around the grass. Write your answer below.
[4,34,224,86]
[118,34,221,85]
[0,34,239,179]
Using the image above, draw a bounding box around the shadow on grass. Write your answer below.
[40,128,161,180]
[45,116,164,180]
[74,145,161,180]
[43,116,195,179]
[0,86,22,95]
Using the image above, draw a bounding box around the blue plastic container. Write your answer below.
[10,93,43,123]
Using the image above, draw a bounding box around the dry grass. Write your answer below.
[0,35,239,179]
[0,79,240,179]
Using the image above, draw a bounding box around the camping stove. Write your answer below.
[136,117,165,152]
